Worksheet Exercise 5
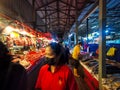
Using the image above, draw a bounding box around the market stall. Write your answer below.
[79,43,120,90]
[0,13,52,90]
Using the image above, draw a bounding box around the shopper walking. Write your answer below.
[72,42,83,77]
[35,42,78,90]
[0,41,27,90]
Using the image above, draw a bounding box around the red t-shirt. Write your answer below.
[35,64,78,90]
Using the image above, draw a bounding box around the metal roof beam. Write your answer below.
[40,18,75,19]
[57,0,60,28]
[41,11,57,18]
[40,10,75,19]
[36,9,81,11]
[36,0,56,11]
[36,20,72,26]
[59,10,75,19]
[78,0,99,25]
[48,19,68,25]
[64,0,73,32]
[59,0,78,10]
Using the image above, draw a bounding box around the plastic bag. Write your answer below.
[107,47,116,56]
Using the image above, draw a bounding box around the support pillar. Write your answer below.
[98,0,107,90]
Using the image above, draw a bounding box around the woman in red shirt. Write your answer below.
[35,42,78,90]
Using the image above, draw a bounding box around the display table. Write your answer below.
[80,59,120,90]
[18,49,46,90]
[80,61,99,90]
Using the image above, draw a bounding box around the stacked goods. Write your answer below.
[26,48,45,65]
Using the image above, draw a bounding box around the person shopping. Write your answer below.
[72,42,83,77]
[35,42,78,90]
[0,41,27,90]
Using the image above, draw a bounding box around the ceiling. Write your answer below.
[27,0,97,38]
[78,0,120,40]
[0,0,119,40]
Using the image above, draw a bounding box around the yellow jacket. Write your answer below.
[72,44,80,60]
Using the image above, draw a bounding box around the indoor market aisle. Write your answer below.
[68,64,89,90]
[75,76,89,90]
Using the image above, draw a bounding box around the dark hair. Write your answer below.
[78,42,82,45]
[47,42,66,66]
[0,41,12,63]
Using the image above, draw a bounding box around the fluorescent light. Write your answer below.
[21,31,27,35]
[105,30,108,33]
[3,26,14,34]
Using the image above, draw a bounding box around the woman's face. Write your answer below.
[45,46,55,58]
